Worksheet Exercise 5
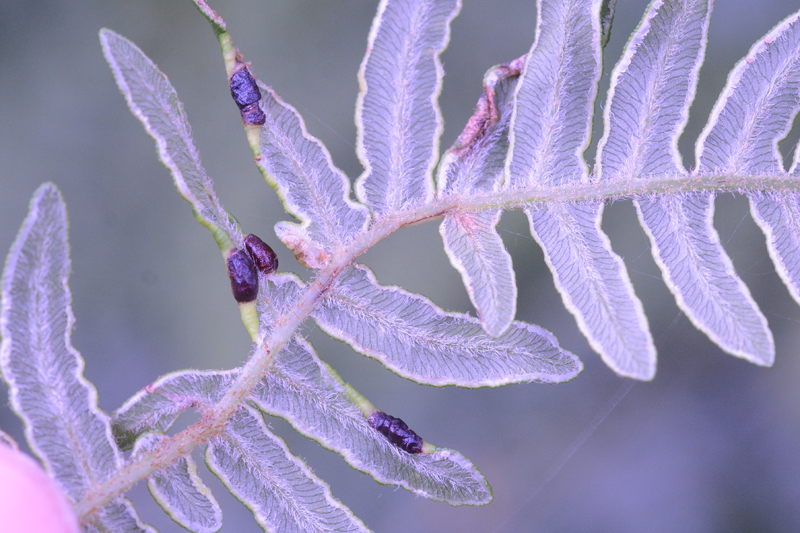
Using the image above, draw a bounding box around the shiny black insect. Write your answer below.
[227,249,258,303]
[368,411,423,454]
[244,234,278,275]
[229,66,266,125]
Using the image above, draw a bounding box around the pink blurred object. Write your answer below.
[0,445,80,533]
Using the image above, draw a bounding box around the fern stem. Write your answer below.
[468,173,800,210]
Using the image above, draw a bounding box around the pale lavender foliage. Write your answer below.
[5,2,800,533]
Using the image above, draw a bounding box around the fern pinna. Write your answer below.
[2,0,800,531]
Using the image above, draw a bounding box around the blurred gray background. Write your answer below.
[2,0,800,531]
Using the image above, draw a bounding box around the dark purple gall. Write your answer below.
[227,249,258,303]
[229,68,260,108]
[239,103,266,126]
[229,67,266,126]
[368,411,423,454]
[244,234,278,275]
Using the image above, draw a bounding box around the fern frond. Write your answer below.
[505,0,656,379]
[356,0,461,216]
[703,10,800,310]
[0,184,154,531]
[256,85,370,268]
[598,0,774,366]
[313,265,580,386]
[133,433,222,532]
[8,1,800,531]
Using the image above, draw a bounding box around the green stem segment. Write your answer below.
[323,361,376,417]
[192,209,235,255]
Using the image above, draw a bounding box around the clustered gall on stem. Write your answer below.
[244,234,278,275]
[227,249,258,303]
[227,234,278,302]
